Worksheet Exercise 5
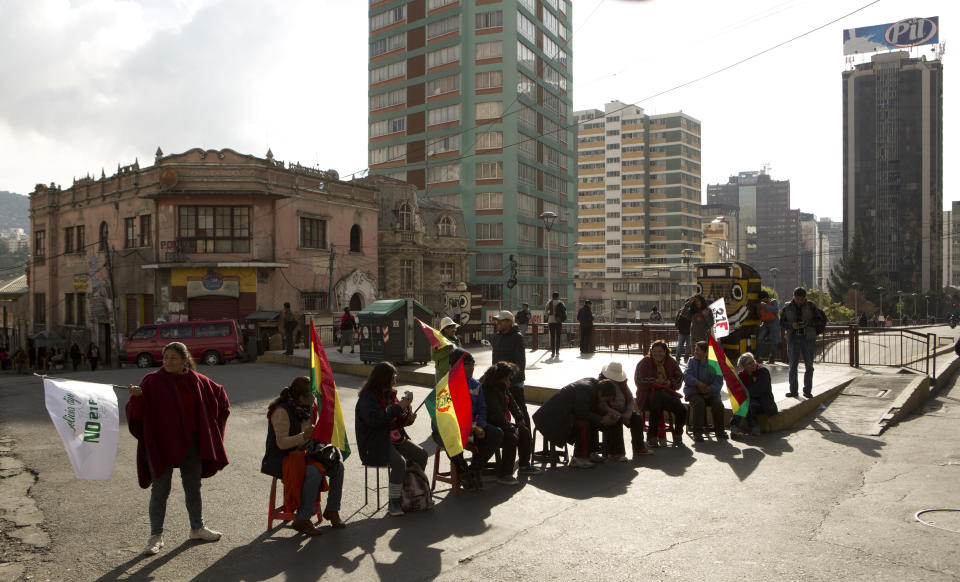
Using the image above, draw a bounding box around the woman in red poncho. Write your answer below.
[126,341,230,556]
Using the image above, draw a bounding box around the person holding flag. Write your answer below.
[126,342,229,556]
[731,353,778,436]
[261,377,346,535]
[430,317,461,385]
[683,341,727,442]
[355,362,427,517]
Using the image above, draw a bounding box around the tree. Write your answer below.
[827,229,882,307]
[760,285,779,301]
[807,290,854,323]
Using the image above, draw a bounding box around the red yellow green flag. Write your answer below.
[415,317,454,351]
[421,357,472,456]
[309,323,351,459]
[707,333,749,418]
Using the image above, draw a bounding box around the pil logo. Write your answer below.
[884,17,938,48]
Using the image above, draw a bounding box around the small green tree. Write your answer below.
[807,290,853,322]
[760,285,779,301]
[827,229,883,307]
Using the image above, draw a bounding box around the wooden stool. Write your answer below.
[267,477,322,532]
[532,426,569,468]
[431,448,462,496]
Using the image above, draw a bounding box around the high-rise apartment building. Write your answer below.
[817,217,843,290]
[574,101,702,316]
[367,0,576,308]
[707,170,799,300]
[944,202,960,289]
[842,51,943,293]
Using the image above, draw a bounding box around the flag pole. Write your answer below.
[34,372,128,391]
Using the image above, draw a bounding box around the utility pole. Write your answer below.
[105,245,121,368]
[327,243,335,313]
[818,230,824,307]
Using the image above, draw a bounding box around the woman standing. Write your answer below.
[355,362,427,516]
[126,342,230,556]
[261,376,345,536]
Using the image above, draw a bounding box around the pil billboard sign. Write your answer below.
[843,17,939,56]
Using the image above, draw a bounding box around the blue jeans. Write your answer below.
[296,461,344,520]
[149,442,203,535]
[676,334,691,362]
[787,335,815,394]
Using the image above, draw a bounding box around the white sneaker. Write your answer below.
[569,456,594,469]
[189,526,222,542]
[143,534,163,555]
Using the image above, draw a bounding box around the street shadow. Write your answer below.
[807,416,885,458]
[647,445,697,478]
[575,353,595,360]
[179,486,510,582]
[527,462,638,499]
[94,539,210,582]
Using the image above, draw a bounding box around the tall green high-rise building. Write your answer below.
[368,0,575,311]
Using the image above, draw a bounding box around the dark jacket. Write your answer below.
[515,309,531,325]
[355,388,404,466]
[675,302,693,335]
[491,324,526,382]
[532,378,605,444]
[577,306,594,327]
[780,300,822,341]
[483,378,524,431]
[739,366,779,417]
[689,304,714,343]
[260,402,299,479]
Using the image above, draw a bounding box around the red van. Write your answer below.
[121,320,245,368]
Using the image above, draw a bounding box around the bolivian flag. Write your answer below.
[415,317,454,351]
[707,333,749,418]
[309,323,351,459]
[421,357,472,457]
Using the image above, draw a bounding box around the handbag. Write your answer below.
[306,441,342,472]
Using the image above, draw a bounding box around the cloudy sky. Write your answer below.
[0,0,953,221]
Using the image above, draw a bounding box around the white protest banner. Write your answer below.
[709,297,730,339]
[43,378,119,480]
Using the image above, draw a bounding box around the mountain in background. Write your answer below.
[0,191,29,232]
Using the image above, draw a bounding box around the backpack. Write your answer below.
[555,302,567,323]
[401,462,434,512]
[813,306,827,335]
[759,304,776,322]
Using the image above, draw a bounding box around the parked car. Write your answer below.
[120,320,245,368]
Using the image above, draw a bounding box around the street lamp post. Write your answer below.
[852,282,860,321]
[877,286,885,319]
[897,290,903,323]
[769,267,779,298]
[540,211,558,305]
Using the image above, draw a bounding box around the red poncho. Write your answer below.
[126,368,230,489]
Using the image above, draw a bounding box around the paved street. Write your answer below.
[1,359,959,581]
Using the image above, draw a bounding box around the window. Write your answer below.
[517,41,536,71]
[398,203,412,231]
[124,217,136,248]
[76,225,84,254]
[518,0,535,11]
[476,131,502,150]
[427,44,460,68]
[518,103,537,128]
[476,162,502,180]
[519,223,538,245]
[476,101,502,120]
[370,32,405,57]
[33,293,45,326]
[476,192,502,210]
[517,13,536,41]
[518,193,537,217]
[76,293,86,326]
[370,143,407,165]
[476,254,502,271]
[517,73,536,99]
[476,222,503,241]
[178,206,250,253]
[370,116,406,137]
[160,324,193,339]
[370,61,406,84]
[480,283,502,301]
[439,261,454,280]
[428,0,457,9]
[428,104,459,126]
[438,216,456,236]
[34,230,45,260]
[195,323,231,337]
[475,40,502,60]
[370,88,405,110]
[518,136,537,159]
[130,325,156,340]
[428,163,460,184]
[427,73,459,96]
[475,10,502,29]
[400,260,414,291]
[427,15,458,39]
[64,292,74,325]
[518,162,537,188]
[370,5,405,31]
[64,226,74,254]
[427,134,460,155]
[299,216,327,249]
[475,70,502,90]
[350,225,362,252]
[301,292,328,312]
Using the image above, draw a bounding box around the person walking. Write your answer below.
[780,287,824,399]
[675,299,693,364]
[515,303,531,344]
[338,307,357,354]
[281,302,298,356]
[70,343,82,371]
[577,300,594,354]
[756,290,781,364]
[87,342,100,372]
[126,342,230,555]
[545,292,566,359]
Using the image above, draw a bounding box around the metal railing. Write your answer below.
[816,325,937,377]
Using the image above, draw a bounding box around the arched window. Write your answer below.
[98,222,109,252]
[350,224,362,252]
[438,215,456,237]
[398,203,412,231]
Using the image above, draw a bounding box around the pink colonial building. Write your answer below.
[29,148,379,363]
